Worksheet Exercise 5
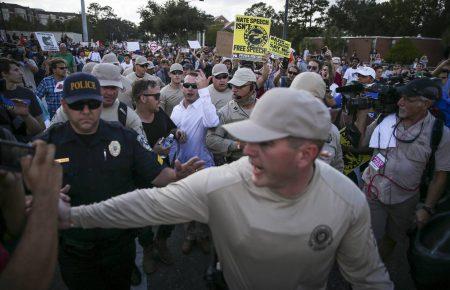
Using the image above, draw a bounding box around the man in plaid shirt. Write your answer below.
[36,58,67,118]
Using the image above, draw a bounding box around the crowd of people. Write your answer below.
[0,32,449,290]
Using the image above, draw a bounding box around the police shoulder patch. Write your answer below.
[137,134,152,152]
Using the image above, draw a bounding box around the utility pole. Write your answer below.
[81,0,88,42]
[283,0,289,40]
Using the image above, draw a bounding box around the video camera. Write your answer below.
[336,81,400,115]
[0,43,24,62]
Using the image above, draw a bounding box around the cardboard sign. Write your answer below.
[269,36,291,58]
[35,32,59,52]
[148,41,161,53]
[216,31,233,57]
[126,42,140,52]
[188,40,201,49]
[232,15,271,61]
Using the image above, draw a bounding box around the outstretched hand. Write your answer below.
[174,157,205,180]
[196,69,212,89]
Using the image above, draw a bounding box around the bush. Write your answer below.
[385,38,420,65]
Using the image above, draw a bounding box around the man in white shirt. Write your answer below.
[62,88,393,290]
[343,57,360,85]
[170,70,219,254]
[120,54,133,72]
[88,47,101,63]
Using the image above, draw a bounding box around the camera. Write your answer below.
[336,81,400,115]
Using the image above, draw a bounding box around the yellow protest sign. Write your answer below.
[340,127,371,176]
[232,15,271,61]
[269,36,291,58]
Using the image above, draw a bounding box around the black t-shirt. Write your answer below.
[2,86,43,118]
[142,109,177,147]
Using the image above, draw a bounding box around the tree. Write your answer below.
[244,2,283,38]
[139,0,213,43]
[322,26,346,55]
[385,38,420,65]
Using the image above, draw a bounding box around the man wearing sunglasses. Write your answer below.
[171,70,219,255]
[274,64,300,88]
[50,63,145,139]
[206,68,257,165]
[208,63,232,110]
[160,63,185,116]
[39,72,204,290]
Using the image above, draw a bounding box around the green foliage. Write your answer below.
[385,38,420,65]
[244,2,283,38]
[139,0,213,43]
[205,24,224,46]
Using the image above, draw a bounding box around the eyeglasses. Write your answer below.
[67,100,102,111]
[183,83,198,89]
[287,71,299,75]
[142,92,160,100]
[214,74,229,80]
[171,70,183,75]
[57,66,68,70]
[307,65,318,71]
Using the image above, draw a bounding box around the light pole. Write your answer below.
[283,0,289,40]
[81,0,88,42]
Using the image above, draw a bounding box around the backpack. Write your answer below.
[117,102,127,127]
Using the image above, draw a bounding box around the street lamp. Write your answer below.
[283,0,288,40]
[81,0,88,42]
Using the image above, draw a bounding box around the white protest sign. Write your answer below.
[188,40,201,49]
[126,42,140,52]
[148,41,160,53]
[35,32,59,52]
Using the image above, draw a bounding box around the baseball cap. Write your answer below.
[63,73,102,104]
[170,63,183,73]
[290,72,326,99]
[223,88,331,142]
[135,56,149,66]
[228,68,256,86]
[92,63,123,89]
[357,66,376,79]
[101,53,120,65]
[396,77,441,100]
[82,62,97,74]
[212,64,228,76]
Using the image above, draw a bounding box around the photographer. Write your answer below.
[0,58,45,141]
[0,140,63,290]
[358,78,450,289]
[273,62,299,88]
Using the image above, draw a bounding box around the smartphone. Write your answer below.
[0,139,35,172]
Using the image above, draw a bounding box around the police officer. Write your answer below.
[206,68,257,164]
[39,72,203,290]
[62,88,393,289]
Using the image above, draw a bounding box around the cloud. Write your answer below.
[7,0,287,24]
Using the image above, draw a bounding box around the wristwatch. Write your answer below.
[421,205,435,215]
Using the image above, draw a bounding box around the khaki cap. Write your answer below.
[290,72,326,99]
[223,88,331,142]
[170,63,183,72]
[135,56,149,66]
[101,53,120,65]
[82,62,97,74]
[228,68,256,86]
[212,63,228,76]
[92,63,123,89]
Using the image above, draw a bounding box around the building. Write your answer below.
[305,36,445,66]
[1,2,78,26]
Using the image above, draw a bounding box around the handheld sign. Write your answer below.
[35,32,59,52]
[188,40,201,49]
[269,36,291,58]
[232,15,271,62]
[126,42,140,52]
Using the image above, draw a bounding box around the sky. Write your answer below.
[7,0,289,24]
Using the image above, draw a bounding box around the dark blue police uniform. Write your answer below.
[39,119,166,290]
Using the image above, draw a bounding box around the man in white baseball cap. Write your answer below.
[356,66,376,84]
[60,88,393,290]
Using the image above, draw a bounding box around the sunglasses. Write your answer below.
[142,92,160,100]
[183,83,198,89]
[171,70,183,75]
[67,100,102,111]
[307,65,318,71]
[138,64,149,68]
[287,71,299,75]
[57,66,68,70]
[214,74,229,80]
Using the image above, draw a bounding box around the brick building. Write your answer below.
[1,2,77,26]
